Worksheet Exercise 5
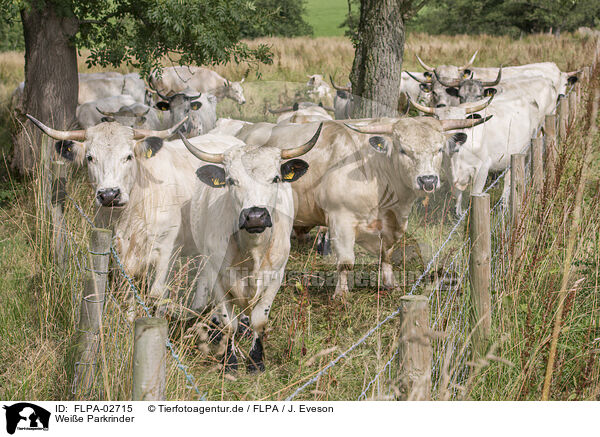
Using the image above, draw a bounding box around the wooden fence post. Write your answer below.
[133,318,167,401]
[557,95,568,142]
[396,295,431,401]
[510,154,526,230]
[469,193,491,359]
[73,228,112,399]
[544,114,557,186]
[50,161,67,267]
[568,88,578,127]
[531,137,544,195]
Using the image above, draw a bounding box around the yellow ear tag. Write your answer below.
[283,171,295,180]
[146,149,153,158]
[212,177,225,186]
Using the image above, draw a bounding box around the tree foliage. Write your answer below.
[0,0,273,73]
[240,0,312,38]
[411,0,600,35]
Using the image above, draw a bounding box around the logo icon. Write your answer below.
[3,403,50,435]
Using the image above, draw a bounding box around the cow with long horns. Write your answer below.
[179,124,323,372]
[253,116,489,299]
[26,114,245,306]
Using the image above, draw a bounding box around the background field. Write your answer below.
[304,0,348,37]
[0,33,599,401]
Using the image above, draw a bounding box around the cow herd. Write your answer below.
[21,52,578,373]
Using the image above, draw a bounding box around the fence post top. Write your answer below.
[470,192,490,199]
[134,317,168,328]
[400,295,429,303]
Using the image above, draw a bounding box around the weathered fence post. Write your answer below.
[510,154,526,230]
[396,295,431,401]
[557,95,568,141]
[531,137,544,195]
[544,114,557,186]
[73,228,112,399]
[568,88,578,126]
[50,161,67,267]
[469,193,491,359]
[132,318,167,401]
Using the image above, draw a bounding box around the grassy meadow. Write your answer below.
[0,33,599,400]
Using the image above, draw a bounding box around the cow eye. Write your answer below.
[400,149,407,156]
[86,155,93,163]
[272,175,281,183]
[226,177,237,186]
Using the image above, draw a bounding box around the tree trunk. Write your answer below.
[12,3,78,174]
[349,0,405,118]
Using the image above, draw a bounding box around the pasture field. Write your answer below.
[304,0,348,37]
[0,33,599,401]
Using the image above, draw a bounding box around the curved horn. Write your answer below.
[408,95,436,115]
[149,83,170,101]
[344,121,394,135]
[280,123,323,159]
[440,115,492,131]
[329,75,351,92]
[133,107,151,117]
[132,116,188,139]
[480,66,502,87]
[145,85,157,95]
[96,107,118,117]
[178,132,224,164]
[459,50,479,70]
[184,92,202,101]
[465,94,494,114]
[416,54,434,72]
[26,114,86,141]
[268,106,294,114]
[434,71,461,88]
[404,71,431,85]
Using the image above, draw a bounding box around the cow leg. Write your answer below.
[293,226,314,244]
[149,230,179,302]
[453,188,464,217]
[501,168,511,210]
[472,161,491,194]
[247,277,279,373]
[329,214,356,300]
[216,299,238,373]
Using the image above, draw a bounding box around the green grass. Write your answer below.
[304,0,348,37]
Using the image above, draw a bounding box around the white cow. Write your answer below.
[251,116,487,299]
[306,74,333,100]
[78,72,149,105]
[153,88,217,136]
[149,66,246,104]
[179,124,322,372]
[26,114,243,303]
[268,102,333,124]
[76,95,162,129]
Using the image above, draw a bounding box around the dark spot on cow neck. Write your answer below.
[247,337,265,373]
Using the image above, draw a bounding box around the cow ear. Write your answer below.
[419,83,432,93]
[100,116,115,123]
[466,113,482,120]
[446,87,459,97]
[281,159,309,182]
[567,75,578,85]
[135,136,164,158]
[484,88,497,97]
[368,136,388,153]
[447,132,467,154]
[196,165,226,188]
[292,102,299,111]
[463,69,472,79]
[55,140,83,162]
[424,72,433,80]
[156,101,170,111]
[190,101,202,111]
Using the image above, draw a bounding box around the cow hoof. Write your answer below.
[237,316,253,339]
[247,361,265,374]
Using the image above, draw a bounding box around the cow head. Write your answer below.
[344,116,491,194]
[26,114,186,208]
[415,51,479,107]
[155,88,205,136]
[435,67,502,103]
[181,123,322,234]
[408,94,494,120]
[97,103,152,129]
[224,79,246,104]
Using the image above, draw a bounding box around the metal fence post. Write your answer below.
[469,193,491,359]
[396,295,431,401]
[50,161,67,267]
[133,318,168,401]
[73,228,112,399]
